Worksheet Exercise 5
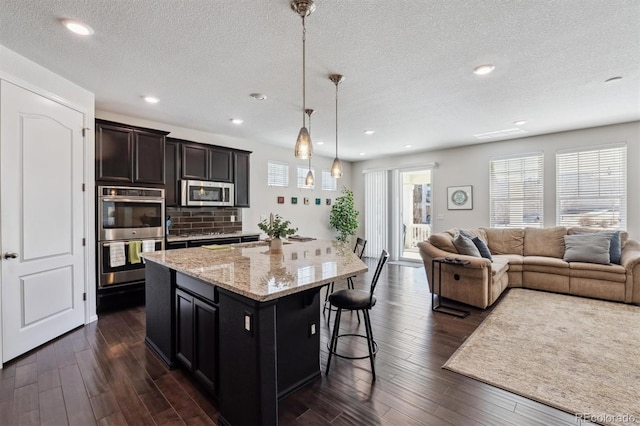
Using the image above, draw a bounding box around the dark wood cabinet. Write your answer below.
[209,148,233,182]
[95,120,168,185]
[134,131,165,184]
[233,151,251,207]
[175,288,218,394]
[165,139,180,206]
[182,143,209,180]
[187,237,241,247]
[96,123,133,182]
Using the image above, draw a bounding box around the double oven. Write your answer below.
[97,186,165,289]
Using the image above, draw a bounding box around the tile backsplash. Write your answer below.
[166,207,242,235]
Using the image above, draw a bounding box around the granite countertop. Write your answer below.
[166,231,261,242]
[142,239,368,302]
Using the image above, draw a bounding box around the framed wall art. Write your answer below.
[447,185,473,210]
[291,197,298,205]
[315,198,321,205]
[277,196,285,204]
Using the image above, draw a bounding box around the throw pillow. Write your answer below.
[472,237,493,262]
[452,233,481,258]
[575,231,622,264]
[563,234,611,264]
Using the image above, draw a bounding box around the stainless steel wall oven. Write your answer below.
[97,186,165,288]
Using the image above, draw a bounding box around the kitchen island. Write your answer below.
[142,239,368,425]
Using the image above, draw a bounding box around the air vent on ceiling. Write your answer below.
[474,128,528,140]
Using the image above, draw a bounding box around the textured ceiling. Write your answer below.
[1,0,639,161]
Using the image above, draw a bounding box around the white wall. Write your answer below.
[96,111,355,240]
[352,121,640,240]
[0,45,96,338]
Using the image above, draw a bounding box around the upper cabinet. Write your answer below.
[165,139,181,206]
[96,120,168,185]
[182,143,232,182]
[233,151,250,208]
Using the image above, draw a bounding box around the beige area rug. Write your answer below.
[444,289,640,426]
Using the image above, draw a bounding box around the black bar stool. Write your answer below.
[323,238,367,323]
[325,250,389,381]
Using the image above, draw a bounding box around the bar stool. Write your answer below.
[325,250,389,381]
[323,238,367,323]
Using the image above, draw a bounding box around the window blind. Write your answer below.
[556,143,626,230]
[321,170,337,191]
[364,170,388,258]
[490,153,544,228]
[297,166,315,189]
[267,161,289,187]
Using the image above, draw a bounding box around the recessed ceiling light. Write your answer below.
[513,120,527,126]
[143,96,160,104]
[250,93,267,100]
[473,64,495,75]
[230,118,244,125]
[404,144,412,148]
[359,152,366,156]
[316,141,324,145]
[604,76,622,84]
[61,19,94,36]
[364,130,375,135]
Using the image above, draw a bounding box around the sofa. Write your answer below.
[417,227,640,309]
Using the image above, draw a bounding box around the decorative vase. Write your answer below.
[270,237,283,254]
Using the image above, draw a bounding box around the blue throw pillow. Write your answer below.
[472,237,493,262]
[575,231,621,264]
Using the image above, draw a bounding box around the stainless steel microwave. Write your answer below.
[181,180,234,207]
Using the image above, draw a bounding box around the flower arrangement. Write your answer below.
[258,214,297,239]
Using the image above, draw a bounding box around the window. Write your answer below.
[321,170,337,191]
[556,143,626,230]
[490,153,544,228]
[297,166,315,189]
[267,160,288,187]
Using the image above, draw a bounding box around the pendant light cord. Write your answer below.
[335,81,339,158]
[302,16,306,127]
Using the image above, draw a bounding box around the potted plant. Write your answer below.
[258,214,297,253]
[329,187,360,243]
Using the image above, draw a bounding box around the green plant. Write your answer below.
[258,214,297,239]
[329,187,360,242]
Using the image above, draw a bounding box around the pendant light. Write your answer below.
[329,74,344,178]
[304,108,315,186]
[292,0,316,160]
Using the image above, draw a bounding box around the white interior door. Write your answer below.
[1,80,85,362]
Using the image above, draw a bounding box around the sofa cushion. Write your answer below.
[568,227,628,248]
[459,228,488,242]
[568,262,626,282]
[573,231,622,264]
[482,228,525,255]
[523,226,566,258]
[452,233,481,257]
[563,234,610,264]
[472,237,493,261]
[428,233,457,253]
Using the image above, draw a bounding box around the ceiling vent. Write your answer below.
[474,128,528,140]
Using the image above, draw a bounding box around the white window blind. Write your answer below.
[556,143,626,230]
[297,166,315,189]
[267,161,289,187]
[364,170,388,258]
[321,170,337,191]
[490,153,544,228]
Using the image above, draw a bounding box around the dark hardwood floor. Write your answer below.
[0,259,589,425]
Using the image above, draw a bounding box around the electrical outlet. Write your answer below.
[310,322,316,336]
[437,214,444,220]
[230,215,235,222]
[244,314,251,332]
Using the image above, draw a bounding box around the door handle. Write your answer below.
[3,252,18,259]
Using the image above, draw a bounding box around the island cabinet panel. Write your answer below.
[164,139,180,206]
[176,289,195,370]
[233,151,251,207]
[144,263,176,367]
[209,148,233,182]
[187,237,241,247]
[181,143,209,180]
